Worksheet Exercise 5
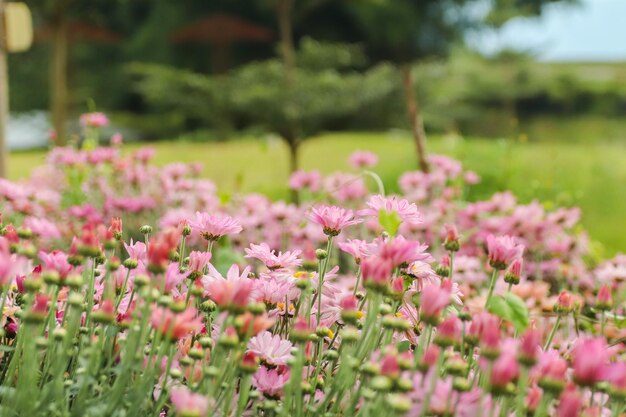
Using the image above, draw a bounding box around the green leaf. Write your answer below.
[504,293,530,332]
[397,340,411,353]
[487,295,512,323]
[212,246,246,276]
[378,209,402,236]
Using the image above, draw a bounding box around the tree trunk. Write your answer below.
[0,0,8,177]
[400,64,429,172]
[51,5,69,146]
[287,139,300,204]
[277,0,295,86]
[276,0,300,203]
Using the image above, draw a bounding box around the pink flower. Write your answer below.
[490,353,519,389]
[191,211,242,241]
[535,349,568,383]
[248,331,293,366]
[23,217,61,240]
[376,235,431,267]
[188,251,212,276]
[150,307,203,341]
[556,386,582,417]
[435,315,461,346]
[39,250,72,279]
[379,353,401,379]
[80,112,109,128]
[110,132,123,146]
[606,361,626,391]
[308,205,362,236]
[361,255,393,289]
[337,239,374,264]
[170,386,209,417]
[486,235,525,270]
[252,366,290,398]
[596,285,612,309]
[571,338,610,386]
[245,243,302,270]
[0,250,17,287]
[360,195,423,225]
[420,283,450,324]
[518,329,541,365]
[288,170,321,192]
[348,150,378,168]
[203,264,254,311]
[464,171,480,184]
[124,240,147,261]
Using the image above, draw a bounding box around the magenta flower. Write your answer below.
[308,205,362,236]
[245,243,302,270]
[39,250,72,279]
[0,250,17,287]
[376,235,431,267]
[23,217,61,241]
[571,338,610,386]
[534,349,568,383]
[556,386,581,417]
[188,251,212,276]
[518,329,541,365]
[490,353,519,389]
[150,307,203,341]
[419,283,450,324]
[288,170,322,192]
[202,264,254,311]
[247,331,293,366]
[486,235,525,270]
[191,211,242,241]
[79,112,109,128]
[348,150,378,168]
[360,195,423,225]
[337,239,374,264]
[361,255,393,289]
[170,386,209,417]
[252,366,290,398]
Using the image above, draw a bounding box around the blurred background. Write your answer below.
[4,0,626,253]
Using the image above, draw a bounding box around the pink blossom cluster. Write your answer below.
[0,143,624,417]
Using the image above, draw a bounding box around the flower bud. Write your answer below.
[315,249,328,260]
[443,224,460,252]
[370,376,392,392]
[139,225,153,235]
[386,394,411,413]
[596,285,612,311]
[198,336,212,349]
[123,258,138,270]
[453,377,471,392]
[340,326,360,343]
[239,351,259,374]
[16,227,32,239]
[134,275,150,288]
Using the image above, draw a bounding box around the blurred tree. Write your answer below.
[344,0,575,172]
[131,39,396,200]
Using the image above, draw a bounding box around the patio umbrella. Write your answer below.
[170,13,273,73]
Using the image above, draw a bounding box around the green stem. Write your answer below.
[485,269,499,308]
[543,316,562,351]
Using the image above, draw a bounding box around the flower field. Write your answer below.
[0,131,625,417]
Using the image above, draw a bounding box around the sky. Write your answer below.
[471,0,626,61]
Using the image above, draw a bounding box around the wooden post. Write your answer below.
[401,64,429,173]
[51,11,68,145]
[0,0,9,178]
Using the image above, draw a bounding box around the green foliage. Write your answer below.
[131,39,397,142]
[487,293,530,332]
[378,209,402,236]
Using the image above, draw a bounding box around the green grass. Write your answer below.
[7,132,626,255]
